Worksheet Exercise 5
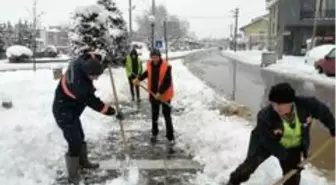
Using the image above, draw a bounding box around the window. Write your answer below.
[325,0,335,10]
[327,48,335,59]
[301,0,315,11]
[300,0,316,19]
[320,0,335,18]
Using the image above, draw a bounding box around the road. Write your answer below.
[185,51,335,181]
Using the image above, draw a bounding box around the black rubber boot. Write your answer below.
[150,135,157,144]
[65,155,81,185]
[79,143,99,169]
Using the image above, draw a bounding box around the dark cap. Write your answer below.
[150,49,161,57]
[268,83,295,103]
[130,48,137,56]
[81,57,104,76]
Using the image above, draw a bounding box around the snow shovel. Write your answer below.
[107,64,131,178]
[271,138,334,185]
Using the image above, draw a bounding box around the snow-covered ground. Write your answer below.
[221,50,264,65]
[221,50,334,88]
[0,55,332,184]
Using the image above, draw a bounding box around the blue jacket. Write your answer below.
[52,55,115,124]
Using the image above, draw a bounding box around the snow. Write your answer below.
[0,50,332,185]
[47,28,60,33]
[6,45,33,58]
[221,50,335,88]
[304,44,335,65]
[221,50,264,65]
[45,45,58,53]
[74,4,109,26]
[170,59,332,185]
[265,56,335,88]
[109,28,122,38]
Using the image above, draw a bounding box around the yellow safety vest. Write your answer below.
[125,56,142,77]
[279,109,302,148]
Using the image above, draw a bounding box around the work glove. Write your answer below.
[132,78,140,86]
[116,111,124,120]
[273,129,283,140]
[330,128,335,137]
[154,93,163,101]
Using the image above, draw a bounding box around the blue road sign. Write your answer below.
[155,40,163,49]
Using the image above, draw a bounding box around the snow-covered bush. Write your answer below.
[43,45,58,57]
[6,45,33,63]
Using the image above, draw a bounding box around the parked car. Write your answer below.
[314,47,335,76]
[304,44,335,65]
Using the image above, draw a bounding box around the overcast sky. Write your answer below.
[0,0,267,38]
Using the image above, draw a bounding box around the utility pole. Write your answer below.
[163,19,168,62]
[231,8,239,101]
[233,8,239,52]
[310,0,321,50]
[229,24,233,39]
[128,0,132,42]
[32,0,37,72]
[151,0,155,49]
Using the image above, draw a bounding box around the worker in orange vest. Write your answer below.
[133,49,175,146]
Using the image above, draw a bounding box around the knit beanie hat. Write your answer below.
[268,83,295,103]
[150,49,161,57]
[81,57,104,76]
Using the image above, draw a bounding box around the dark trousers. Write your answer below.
[150,99,175,141]
[229,147,301,185]
[56,118,85,157]
[128,76,140,99]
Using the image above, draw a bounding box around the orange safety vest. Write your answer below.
[147,60,174,101]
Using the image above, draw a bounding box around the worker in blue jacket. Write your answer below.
[52,52,123,184]
[226,83,335,185]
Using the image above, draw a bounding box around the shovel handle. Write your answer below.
[271,138,334,185]
[136,82,172,108]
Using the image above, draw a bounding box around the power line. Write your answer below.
[176,15,233,19]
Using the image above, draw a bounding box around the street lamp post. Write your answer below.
[148,15,155,50]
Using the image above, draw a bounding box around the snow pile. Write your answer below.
[6,45,33,58]
[0,66,131,185]
[266,56,335,88]
[304,44,335,65]
[221,50,263,65]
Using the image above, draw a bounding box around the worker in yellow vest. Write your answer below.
[225,83,335,185]
[125,49,143,102]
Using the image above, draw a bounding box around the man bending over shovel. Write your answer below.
[225,83,335,185]
[52,51,124,185]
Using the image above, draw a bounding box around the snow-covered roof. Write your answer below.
[240,14,269,31]
[6,45,33,58]
[47,28,60,33]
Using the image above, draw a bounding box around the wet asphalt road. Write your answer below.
[184,50,335,181]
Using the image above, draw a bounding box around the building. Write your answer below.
[240,14,269,50]
[266,0,335,56]
[38,26,70,53]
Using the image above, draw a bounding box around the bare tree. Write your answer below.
[134,5,189,44]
